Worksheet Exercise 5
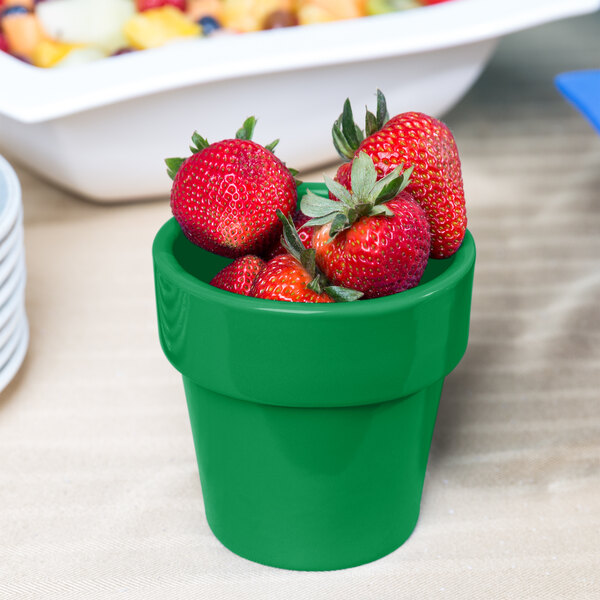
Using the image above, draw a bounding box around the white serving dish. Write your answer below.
[0,0,598,202]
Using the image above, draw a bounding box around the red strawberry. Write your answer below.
[250,254,334,303]
[332,90,466,259]
[136,0,186,11]
[167,118,297,258]
[302,152,430,299]
[266,210,313,259]
[334,161,352,188]
[210,255,265,296]
[250,211,363,303]
[0,32,10,54]
[329,161,351,200]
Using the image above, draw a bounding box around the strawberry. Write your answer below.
[210,255,265,296]
[0,32,8,54]
[166,118,297,258]
[301,152,430,299]
[136,0,186,12]
[250,254,334,303]
[250,211,363,303]
[334,160,352,188]
[332,90,466,259]
[329,160,351,201]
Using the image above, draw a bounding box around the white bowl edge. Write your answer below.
[0,0,598,123]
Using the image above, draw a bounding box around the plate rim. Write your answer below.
[0,260,26,322]
[0,233,24,286]
[0,209,23,262]
[0,156,22,241]
[0,314,29,393]
[0,302,23,349]
[0,312,26,372]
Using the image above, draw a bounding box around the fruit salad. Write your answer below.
[0,0,454,69]
[167,90,467,303]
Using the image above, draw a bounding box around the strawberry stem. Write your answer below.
[332,89,390,159]
[265,139,279,152]
[332,99,364,161]
[190,132,209,153]
[165,157,185,181]
[235,116,257,140]
[375,89,390,132]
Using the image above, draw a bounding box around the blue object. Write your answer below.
[1,6,30,19]
[555,70,600,135]
[198,15,221,36]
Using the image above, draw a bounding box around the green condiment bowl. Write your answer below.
[152,183,476,571]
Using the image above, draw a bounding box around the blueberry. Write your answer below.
[198,15,221,36]
[1,6,30,19]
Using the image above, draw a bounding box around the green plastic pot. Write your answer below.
[152,183,476,571]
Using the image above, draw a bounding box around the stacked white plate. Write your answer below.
[0,155,28,393]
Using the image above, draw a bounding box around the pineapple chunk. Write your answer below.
[32,39,81,68]
[297,0,365,25]
[222,0,293,32]
[124,6,202,50]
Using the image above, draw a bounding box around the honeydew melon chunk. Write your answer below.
[53,47,108,68]
[36,0,135,54]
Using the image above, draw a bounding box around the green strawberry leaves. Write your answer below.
[301,193,342,219]
[372,164,413,203]
[264,139,280,153]
[324,286,364,303]
[279,209,307,258]
[332,89,391,160]
[365,89,390,137]
[276,210,362,302]
[190,132,209,153]
[166,116,283,180]
[329,212,351,238]
[165,157,185,181]
[332,99,364,160]
[322,176,352,206]
[300,152,412,238]
[368,204,395,217]
[349,151,377,198]
[236,117,279,152]
[165,131,211,179]
[235,116,256,140]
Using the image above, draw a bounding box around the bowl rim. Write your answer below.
[152,213,476,317]
[1,0,598,123]
[0,156,22,242]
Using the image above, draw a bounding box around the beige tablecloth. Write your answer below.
[1,13,600,600]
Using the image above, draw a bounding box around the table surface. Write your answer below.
[2,13,600,600]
